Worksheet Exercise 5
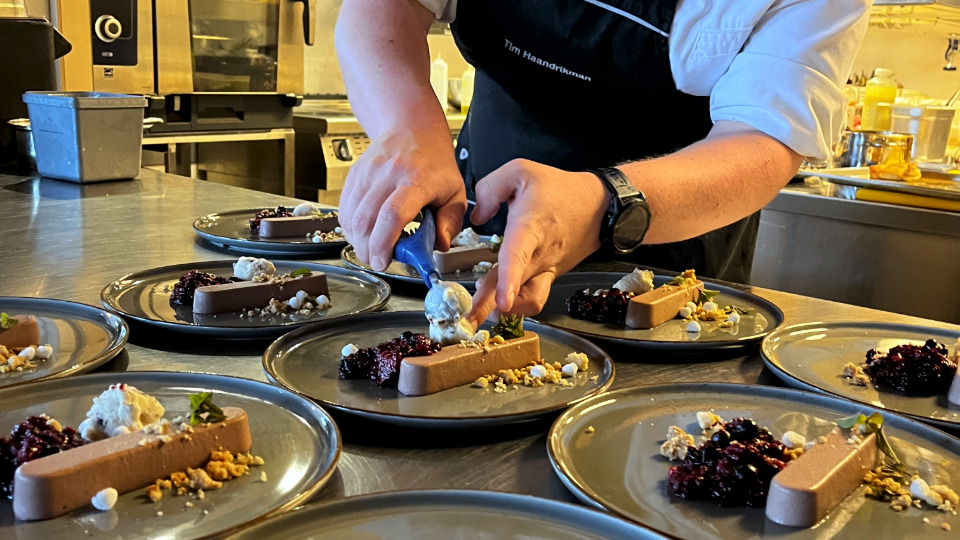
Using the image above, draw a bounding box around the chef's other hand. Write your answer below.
[339,126,468,271]
[466,159,609,326]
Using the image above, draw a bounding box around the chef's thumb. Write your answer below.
[470,163,517,226]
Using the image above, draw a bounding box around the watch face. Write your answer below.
[612,202,650,253]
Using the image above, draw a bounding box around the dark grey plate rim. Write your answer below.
[533,272,785,349]
[0,296,129,389]
[224,489,669,539]
[760,320,960,429]
[262,310,616,424]
[193,208,347,254]
[546,382,960,535]
[340,245,481,290]
[99,260,391,336]
[0,370,342,539]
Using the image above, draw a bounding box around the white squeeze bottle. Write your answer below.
[461,64,476,114]
[861,68,898,131]
[430,53,449,110]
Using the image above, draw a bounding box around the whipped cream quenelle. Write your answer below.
[424,281,475,346]
[232,257,276,281]
[613,268,655,294]
[78,384,165,442]
[451,227,484,247]
[292,202,319,216]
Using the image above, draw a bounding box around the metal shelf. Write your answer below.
[871,2,960,30]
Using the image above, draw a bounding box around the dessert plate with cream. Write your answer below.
[762,321,960,430]
[100,260,390,338]
[193,206,346,256]
[0,371,340,539]
[548,383,959,540]
[0,297,128,389]
[225,490,666,539]
[534,271,784,350]
[262,311,615,428]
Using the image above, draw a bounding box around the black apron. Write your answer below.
[450,0,760,283]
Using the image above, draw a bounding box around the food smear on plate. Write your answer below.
[566,269,744,331]
[842,339,958,396]
[166,258,332,318]
[3,387,262,521]
[0,313,54,374]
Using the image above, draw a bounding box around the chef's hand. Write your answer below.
[339,126,468,271]
[467,159,610,327]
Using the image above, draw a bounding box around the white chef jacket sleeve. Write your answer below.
[675,0,870,163]
[415,0,457,22]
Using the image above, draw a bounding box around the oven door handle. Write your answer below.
[292,0,316,46]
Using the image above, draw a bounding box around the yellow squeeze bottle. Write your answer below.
[861,68,898,131]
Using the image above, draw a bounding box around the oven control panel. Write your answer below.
[90,0,137,66]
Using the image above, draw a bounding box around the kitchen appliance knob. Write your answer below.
[333,138,354,161]
[94,15,123,43]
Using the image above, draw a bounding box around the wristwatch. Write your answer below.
[590,167,651,255]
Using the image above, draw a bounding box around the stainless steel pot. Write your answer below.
[834,130,914,167]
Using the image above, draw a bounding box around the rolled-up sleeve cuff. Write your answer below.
[710,52,845,163]
[415,0,457,22]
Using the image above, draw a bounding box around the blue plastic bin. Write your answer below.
[23,91,147,182]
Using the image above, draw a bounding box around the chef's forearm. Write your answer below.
[617,121,803,245]
[334,0,450,139]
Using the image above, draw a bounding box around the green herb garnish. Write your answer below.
[492,314,524,338]
[697,289,720,306]
[0,312,18,330]
[188,392,227,426]
[837,412,903,472]
[489,235,503,253]
[289,268,311,278]
[665,275,686,286]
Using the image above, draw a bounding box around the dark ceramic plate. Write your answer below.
[101,261,389,338]
[549,383,960,540]
[534,272,784,350]
[0,371,341,539]
[225,490,668,539]
[193,208,345,256]
[0,297,128,388]
[762,321,960,430]
[263,311,614,428]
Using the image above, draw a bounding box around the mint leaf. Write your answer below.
[188,392,226,426]
[492,314,524,338]
[489,235,503,253]
[0,313,18,330]
[837,413,860,430]
[665,275,685,286]
[698,289,720,305]
[289,268,311,278]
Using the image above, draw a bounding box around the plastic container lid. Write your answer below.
[874,67,894,78]
[22,91,147,109]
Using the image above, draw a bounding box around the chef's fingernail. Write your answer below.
[371,256,385,271]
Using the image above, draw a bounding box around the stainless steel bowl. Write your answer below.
[7,118,35,168]
[834,130,913,168]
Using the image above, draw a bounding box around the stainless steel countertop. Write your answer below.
[2,169,958,506]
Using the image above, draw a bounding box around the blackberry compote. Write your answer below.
[566,289,635,325]
[339,331,441,388]
[249,206,293,234]
[667,418,792,507]
[1,415,85,498]
[865,339,956,395]
[169,270,239,305]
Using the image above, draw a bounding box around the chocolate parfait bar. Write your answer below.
[192,271,329,314]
